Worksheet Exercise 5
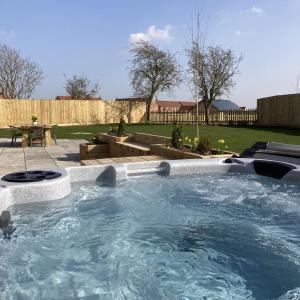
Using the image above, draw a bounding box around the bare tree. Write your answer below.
[64,74,100,99]
[0,44,43,99]
[292,73,300,93]
[129,41,181,121]
[106,100,145,124]
[186,12,242,125]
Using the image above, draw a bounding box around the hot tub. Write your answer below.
[0,159,300,299]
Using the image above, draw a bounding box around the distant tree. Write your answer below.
[0,44,43,99]
[106,100,145,124]
[293,73,300,93]
[186,10,243,125]
[64,75,99,99]
[129,41,181,121]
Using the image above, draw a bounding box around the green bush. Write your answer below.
[108,126,118,135]
[197,136,212,154]
[90,134,107,145]
[171,121,183,149]
[117,118,126,137]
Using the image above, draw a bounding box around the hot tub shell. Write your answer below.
[1,158,300,214]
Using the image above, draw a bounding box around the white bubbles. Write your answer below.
[2,174,300,298]
[277,288,300,300]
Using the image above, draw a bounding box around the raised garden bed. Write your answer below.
[80,143,109,160]
[150,144,236,159]
[100,133,130,144]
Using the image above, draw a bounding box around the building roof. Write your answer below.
[116,97,147,102]
[179,101,196,107]
[56,96,100,100]
[156,100,182,108]
[156,100,196,108]
[211,99,241,110]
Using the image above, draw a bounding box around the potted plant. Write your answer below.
[100,118,130,143]
[32,115,38,125]
[171,121,183,149]
[79,134,109,160]
[116,117,126,137]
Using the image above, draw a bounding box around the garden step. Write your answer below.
[117,141,150,152]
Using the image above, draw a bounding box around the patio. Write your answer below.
[0,138,85,176]
[0,138,164,176]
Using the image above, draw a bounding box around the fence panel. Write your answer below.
[257,93,300,127]
[0,99,146,127]
[150,109,257,126]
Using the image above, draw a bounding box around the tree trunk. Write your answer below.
[204,103,210,125]
[146,98,152,122]
[128,102,132,124]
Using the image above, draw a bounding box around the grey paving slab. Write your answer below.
[54,160,81,167]
[0,139,82,174]
[0,167,26,176]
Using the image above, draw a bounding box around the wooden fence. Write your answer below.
[150,109,257,125]
[0,99,146,128]
[257,93,300,127]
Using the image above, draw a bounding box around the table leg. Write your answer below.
[22,130,30,147]
[44,128,52,146]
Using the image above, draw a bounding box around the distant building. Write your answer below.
[197,99,242,111]
[114,97,242,112]
[147,99,195,112]
[116,97,147,102]
[55,96,101,100]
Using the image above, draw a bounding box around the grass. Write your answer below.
[1,123,300,153]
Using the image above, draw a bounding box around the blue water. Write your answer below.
[1,173,300,299]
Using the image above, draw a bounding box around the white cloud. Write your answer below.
[235,30,241,36]
[129,25,173,43]
[0,29,15,40]
[247,6,263,15]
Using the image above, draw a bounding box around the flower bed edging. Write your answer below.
[150,144,235,159]
[99,133,131,144]
[80,143,109,160]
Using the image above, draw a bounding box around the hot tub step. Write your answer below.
[127,167,167,176]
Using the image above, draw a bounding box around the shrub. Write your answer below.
[108,126,118,135]
[90,134,106,145]
[197,136,212,154]
[171,121,183,149]
[117,118,126,137]
[183,136,198,152]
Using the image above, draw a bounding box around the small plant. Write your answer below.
[116,118,126,137]
[171,121,183,149]
[184,136,198,152]
[108,126,118,135]
[197,136,212,154]
[32,115,38,123]
[90,134,106,145]
[218,139,228,154]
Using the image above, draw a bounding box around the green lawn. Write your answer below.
[1,124,300,153]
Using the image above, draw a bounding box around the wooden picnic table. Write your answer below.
[19,124,53,147]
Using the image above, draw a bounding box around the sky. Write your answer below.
[1,0,300,108]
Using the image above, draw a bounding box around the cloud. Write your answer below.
[0,29,15,40]
[129,25,173,43]
[235,30,241,36]
[247,6,263,15]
